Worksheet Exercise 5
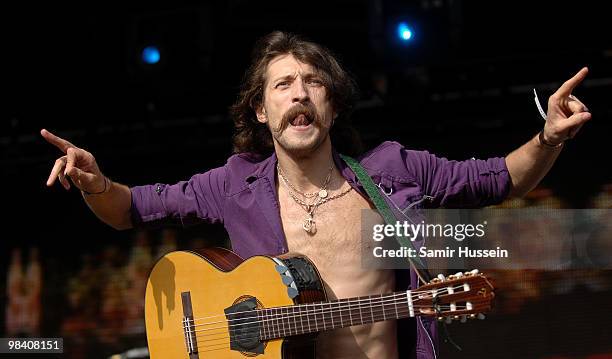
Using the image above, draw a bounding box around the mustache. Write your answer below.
[273,103,319,133]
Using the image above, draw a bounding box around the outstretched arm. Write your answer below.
[41,129,133,230]
[506,67,592,197]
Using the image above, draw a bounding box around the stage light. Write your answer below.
[141,46,161,65]
[397,22,413,42]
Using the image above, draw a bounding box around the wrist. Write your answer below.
[82,176,111,195]
[538,130,564,149]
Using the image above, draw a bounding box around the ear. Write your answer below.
[256,106,267,124]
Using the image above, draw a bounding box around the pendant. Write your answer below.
[318,189,328,199]
[302,214,316,234]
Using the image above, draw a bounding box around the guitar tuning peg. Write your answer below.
[437,274,445,281]
[477,313,486,320]
[453,315,460,321]
[281,275,294,285]
[469,314,477,319]
[454,272,464,278]
[470,269,480,275]
[460,315,467,323]
[445,317,452,324]
[437,317,445,322]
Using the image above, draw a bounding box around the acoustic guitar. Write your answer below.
[144,248,494,358]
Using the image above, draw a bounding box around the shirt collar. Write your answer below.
[245,148,359,186]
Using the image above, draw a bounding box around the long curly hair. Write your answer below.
[230,31,363,157]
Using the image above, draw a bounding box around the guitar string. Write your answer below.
[174,284,483,351]
[192,316,471,353]
[186,284,470,331]
[188,284,471,324]
[195,304,471,340]
[182,291,476,344]
[193,302,471,339]
[190,291,429,329]
[189,295,460,336]
[188,287,440,323]
[187,291,477,346]
[189,304,473,351]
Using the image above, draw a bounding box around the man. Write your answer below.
[42,31,591,358]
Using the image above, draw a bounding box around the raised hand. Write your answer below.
[41,129,106,193]
[543,67,592,146]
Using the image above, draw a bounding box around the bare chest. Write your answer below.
[278,187,394,298]
[280,188,367,270]
[278,186,398,358]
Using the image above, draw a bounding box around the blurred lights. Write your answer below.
[141,46,161,65]
[397,22,413,42]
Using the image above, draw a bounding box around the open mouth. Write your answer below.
[290,114,312,127]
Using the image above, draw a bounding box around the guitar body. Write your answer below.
[144,248,327,359]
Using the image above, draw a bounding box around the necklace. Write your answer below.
[277,164,332,199]
[279,175,353,233]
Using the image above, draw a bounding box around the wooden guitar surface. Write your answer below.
[145,248,322,359]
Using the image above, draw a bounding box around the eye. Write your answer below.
[307,78,323,86]
[275,81,290,89]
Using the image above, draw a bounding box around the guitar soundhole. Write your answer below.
[228,295,267,356]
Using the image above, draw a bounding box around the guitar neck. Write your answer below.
[258,290,416,340]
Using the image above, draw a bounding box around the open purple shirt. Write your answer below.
[130,141,511,359]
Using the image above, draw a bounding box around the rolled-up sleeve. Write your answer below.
[130,166,227,228]
[404,149,510,208]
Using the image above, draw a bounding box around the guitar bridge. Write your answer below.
[181,291,199,358]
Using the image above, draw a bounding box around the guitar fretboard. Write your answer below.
[256,291,416,340]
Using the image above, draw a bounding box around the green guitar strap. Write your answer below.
[341,155,469,352]
[340,154,431,282]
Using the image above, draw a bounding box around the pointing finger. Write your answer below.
[40,129,76,154]
[555,67,588,97]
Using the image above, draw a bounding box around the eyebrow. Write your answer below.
[271,72,320,84]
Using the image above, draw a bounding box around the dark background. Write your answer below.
[2,0,611,358]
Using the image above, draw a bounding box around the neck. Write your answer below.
[258,290,416,340]
[275,137,336,192]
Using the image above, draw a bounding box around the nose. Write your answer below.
[291,79,310,104]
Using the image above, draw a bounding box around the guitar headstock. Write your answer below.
[415,270,495,324]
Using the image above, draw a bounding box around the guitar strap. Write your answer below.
[342,154,468,352]
[340,154,432,283]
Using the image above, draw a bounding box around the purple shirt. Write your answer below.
[130,141,510,358]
